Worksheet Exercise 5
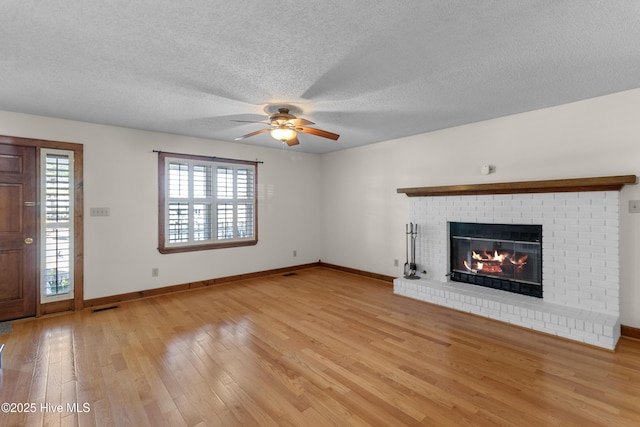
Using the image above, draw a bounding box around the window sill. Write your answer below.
[158,239,258,254]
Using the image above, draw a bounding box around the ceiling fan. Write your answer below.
[233,108,340,146]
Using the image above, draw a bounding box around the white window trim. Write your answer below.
[40,148,75,303]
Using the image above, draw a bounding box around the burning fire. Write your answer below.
[463,250,528,275]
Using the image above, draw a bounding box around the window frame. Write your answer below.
[158,152,258,254]
[40,148,75,303]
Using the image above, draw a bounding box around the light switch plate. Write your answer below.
[629,200,640,213]
[90,207,110,216]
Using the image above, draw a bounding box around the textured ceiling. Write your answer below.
[1,1,640,154]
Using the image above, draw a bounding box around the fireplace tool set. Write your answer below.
[404,223,420,279]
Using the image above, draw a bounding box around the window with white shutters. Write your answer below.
[41,149,75,301]
[158,152,257,253]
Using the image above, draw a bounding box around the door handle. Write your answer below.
[25,238,33,245]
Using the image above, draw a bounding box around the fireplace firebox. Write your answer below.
[449,222,542,298]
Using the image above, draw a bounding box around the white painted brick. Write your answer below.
[584,271,606,282]
[404,188,620,350]
[591,210,614,220]
[566,224,592,233]
[545,323,571,335]
[588,232,609,243]
[589,301,609,312]
[558,316,567,327]
[560,192,580,200]
[563,269,581,280]
[593,323,603,335]
[605,287,619,298]
[597,336,615,349]
[605,301,619,312]
[563,280,581,291]
[582,191,606,200]
[604,246,619,257]
[529,319,546,329]
[583,321,594,333]
[582,334,603,347]
[502,312,522,323]
[602,324,615,338]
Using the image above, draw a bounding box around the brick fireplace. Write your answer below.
[394,176,636,350]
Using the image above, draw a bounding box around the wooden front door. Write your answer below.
[0,143,37,321]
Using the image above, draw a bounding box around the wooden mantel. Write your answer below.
[397,175,637,197]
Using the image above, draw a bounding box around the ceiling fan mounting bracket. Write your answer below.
[269,108,296,125]
[263,104,304,116]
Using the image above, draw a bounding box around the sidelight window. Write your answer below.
[40,149,74,302]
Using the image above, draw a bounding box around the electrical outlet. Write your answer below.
[394,259,399,267]
[293,250,297,257]
[630,200,640,213]
[151,268,159,277]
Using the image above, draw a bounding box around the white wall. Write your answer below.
[2,88,640,328]
[0,111,323,299]
[321,89,640,328]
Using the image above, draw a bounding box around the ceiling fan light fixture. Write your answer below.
[233,107,339,146]
[270,127,297,142]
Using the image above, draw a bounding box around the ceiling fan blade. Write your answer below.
[295,126,340,140]
[286,136,300,146]
[234,128,271,140]
[288,117,314,126]
[231,120,270,124]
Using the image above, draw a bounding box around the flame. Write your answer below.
[509,254,529,265]
[471,250,506,263]
[463,250,528,275]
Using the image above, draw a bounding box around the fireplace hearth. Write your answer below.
[449,222,542,298]
[394,178,634,349]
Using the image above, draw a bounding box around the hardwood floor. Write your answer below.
[1,267,640,426]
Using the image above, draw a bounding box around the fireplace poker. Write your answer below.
[410,223,418,276]
[404,223,420,280]
[404,223,410,277]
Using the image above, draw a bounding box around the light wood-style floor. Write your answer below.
[1,267,640,426]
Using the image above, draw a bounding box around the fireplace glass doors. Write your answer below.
[449,222,542,298]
